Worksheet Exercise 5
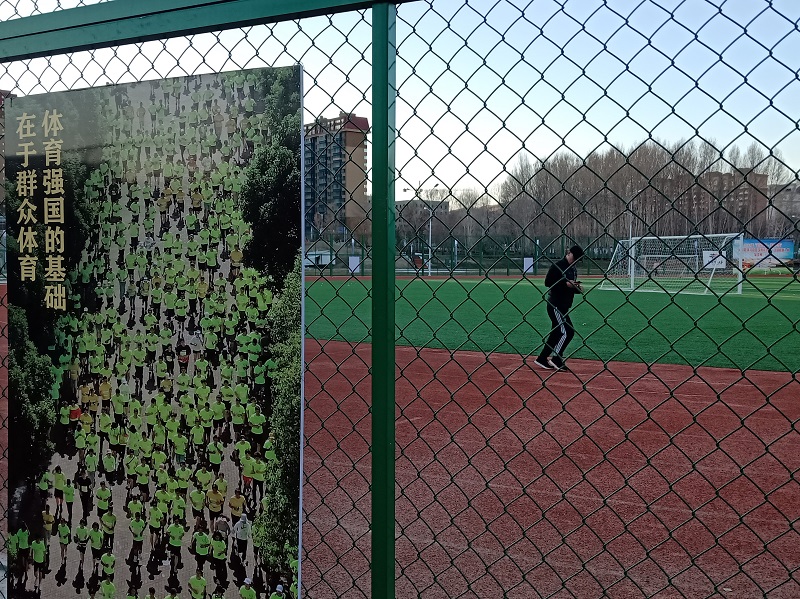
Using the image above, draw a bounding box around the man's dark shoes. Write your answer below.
[534,357,554,370]
[548,357,569,371]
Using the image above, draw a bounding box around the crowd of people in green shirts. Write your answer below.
[9,71,299,598]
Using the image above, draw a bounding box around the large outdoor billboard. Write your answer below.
[739,238,796,270]
[4,67,303,599]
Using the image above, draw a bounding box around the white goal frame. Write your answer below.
[600,233,744,295]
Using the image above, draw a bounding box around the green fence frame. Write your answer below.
[0,1,404,597]
[4,3,800,598]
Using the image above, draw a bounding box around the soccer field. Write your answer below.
[305,275,800,372]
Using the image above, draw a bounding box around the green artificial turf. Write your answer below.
[305,276,800,372]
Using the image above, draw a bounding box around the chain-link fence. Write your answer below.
[2,0,800,598]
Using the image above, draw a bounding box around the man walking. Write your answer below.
[535,245,584,371]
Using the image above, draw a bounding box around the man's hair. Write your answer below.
[569,245,584,260]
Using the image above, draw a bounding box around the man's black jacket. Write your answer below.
[544,257,579,311]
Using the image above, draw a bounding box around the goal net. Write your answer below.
[600,233,744,294]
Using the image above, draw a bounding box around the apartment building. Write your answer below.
[304,111,370,243]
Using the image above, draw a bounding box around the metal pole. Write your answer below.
[628,207,634,290]
[736,234,744,294]
[329,238,334,276]
[428,208,432,277]
[372,4,396,598]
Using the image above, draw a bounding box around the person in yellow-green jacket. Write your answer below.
[74,518,90,570]
[189,485,206,521]
[15,524,31,581]
[251,453,267,505]
[195,464,214,492]
[37,469,53,502]
[30,534,47,591]
[99,575,115,599]
[96,480,112,517]
[57,517,71,563]
[188,568,207,599]
[98,406,114,456]
[128,510,146,564]
[89,521,105,572]
[85,447,100,487]
[166,517,188,574]
[102,447,118,485]
[63,477,76,524]
[240,449,255,499]
[191,521,212,571]
[53,464,67,519]
[207,433,224,475]
[100,504,117,551]
[239,577,257,599]
[210,530,228,585]
[148,497,165,550]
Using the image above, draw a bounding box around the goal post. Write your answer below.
[600,233,744,295]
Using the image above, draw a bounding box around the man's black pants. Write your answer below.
[539,303,574,361]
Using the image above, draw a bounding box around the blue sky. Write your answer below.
[2,0,799,200]
[394,0,800,197]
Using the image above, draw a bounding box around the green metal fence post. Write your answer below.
[372,4,396,598]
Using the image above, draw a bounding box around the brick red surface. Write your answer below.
[303,339,800,598]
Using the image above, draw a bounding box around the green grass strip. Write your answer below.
[305,276,800,372]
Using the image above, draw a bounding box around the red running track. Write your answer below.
[302,339,800,599]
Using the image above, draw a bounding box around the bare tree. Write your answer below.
[447,187,487,257]
[490,137,781,249]
[497,153,543,254]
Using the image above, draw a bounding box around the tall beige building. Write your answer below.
[304,111,370,243]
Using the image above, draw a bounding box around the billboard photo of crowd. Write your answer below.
[4,66,303,598]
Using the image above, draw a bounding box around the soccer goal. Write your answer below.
[599,233,744,294]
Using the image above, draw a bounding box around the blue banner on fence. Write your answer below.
[738,238,795,269]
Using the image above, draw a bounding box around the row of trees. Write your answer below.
[397,138,795,258]
[251,259,301,583]
[238,66,303,588]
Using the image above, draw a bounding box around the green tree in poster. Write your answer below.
[238,112,302,290]
[254,65,301,125]
[252,259,301,573]
[263,67,302,125]
[8,306,56,481]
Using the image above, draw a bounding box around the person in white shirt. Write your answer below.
[231,513,252,562]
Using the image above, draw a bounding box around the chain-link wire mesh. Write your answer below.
[2,0,800,598]
[1,6,374,598]
[2,87,12,599]
[0,0,109,20]
[388,2,800,598]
